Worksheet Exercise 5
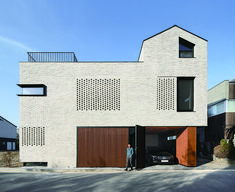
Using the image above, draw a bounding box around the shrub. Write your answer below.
[1,152,16,167]
[214,139,235,159]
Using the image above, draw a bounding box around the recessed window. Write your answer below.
[17,84,46,96]
[22,87,44,95]
[179,37,195,58]
[167,136,177,140]
[177,77,194,111]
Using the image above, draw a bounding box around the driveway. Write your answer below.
[143,158,235,170]
[1,170,235,192]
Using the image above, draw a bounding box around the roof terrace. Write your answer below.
[27,52,78,62]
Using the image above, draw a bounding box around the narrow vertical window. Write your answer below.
[177,77,194,111]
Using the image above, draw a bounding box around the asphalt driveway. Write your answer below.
[1,170,235,192]
[144,158,235,170]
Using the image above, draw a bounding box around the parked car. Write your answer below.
[146,151,175,165]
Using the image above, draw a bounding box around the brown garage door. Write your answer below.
[77,128,129,167]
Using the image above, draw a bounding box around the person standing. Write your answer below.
[125,144,134,171]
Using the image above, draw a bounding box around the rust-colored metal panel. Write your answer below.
[176,127,196,167]
[77,127,128,167]
[176,127,188,166]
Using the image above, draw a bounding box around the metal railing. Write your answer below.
[27,52,78,62]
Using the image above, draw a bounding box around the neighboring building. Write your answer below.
[0,116,17,151]
[18,25,207,168]
[205,79,235,144]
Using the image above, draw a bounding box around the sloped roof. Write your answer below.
[138,25,207,61]
[0,116,17,127]
[143,25,207,42]
[230,78,235,83]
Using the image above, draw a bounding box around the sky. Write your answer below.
[0,0,235,126]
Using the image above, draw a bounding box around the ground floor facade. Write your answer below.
[77,126,196,168]
[20,126,197,168]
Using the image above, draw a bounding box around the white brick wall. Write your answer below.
[19,26,207,167]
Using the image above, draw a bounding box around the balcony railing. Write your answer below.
[27,52,78,62]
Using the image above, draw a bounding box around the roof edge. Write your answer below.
[143,25,208,42]
[0,116,17,127]
[138,25,207,61]
[208,80,229,91]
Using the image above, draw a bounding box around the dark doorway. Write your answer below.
[135,125,145,169]
[129,127,135,167]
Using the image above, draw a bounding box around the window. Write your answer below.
[17,84,46,96]
[177,77,194,111]
[179,37,195,58]
[22,87,44,95]
[167,136,177,140]
[208,100,226,117]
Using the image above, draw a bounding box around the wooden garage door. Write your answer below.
[77,128,129,167]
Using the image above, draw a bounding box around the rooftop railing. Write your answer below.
[27,52,78,62]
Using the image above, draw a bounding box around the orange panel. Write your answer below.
[176,127,196,167]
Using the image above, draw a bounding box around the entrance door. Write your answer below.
[135,125,145,169]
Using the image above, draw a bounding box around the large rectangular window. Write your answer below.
[17,84,46,96]
[177,77,194,111]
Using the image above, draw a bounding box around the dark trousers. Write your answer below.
[126,157,133,169]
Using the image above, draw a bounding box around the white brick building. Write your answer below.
[18,25,207,168]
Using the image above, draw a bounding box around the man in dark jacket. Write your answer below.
[125,144,134,171]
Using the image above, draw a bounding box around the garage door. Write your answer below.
[77,128,129,167]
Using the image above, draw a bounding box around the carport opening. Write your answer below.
[145,127,186,166]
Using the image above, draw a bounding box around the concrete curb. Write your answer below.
[1,166,235,173]
[0,167,126,173]
[1,159,235,173]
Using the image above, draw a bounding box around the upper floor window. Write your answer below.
[177,77,194,111]
[17,84,46,96]
[179,37,195,58]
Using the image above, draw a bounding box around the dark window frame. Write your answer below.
[179,37,195,58]
[177,77,195,112]
[17,84,47,96]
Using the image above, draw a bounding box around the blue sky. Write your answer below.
[0,0,235,126]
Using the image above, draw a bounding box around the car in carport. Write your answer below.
[146,148,175,165]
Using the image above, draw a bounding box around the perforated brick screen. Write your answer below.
[21,127,45,146]
[77,79,120,111]
[156,77,176,110]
